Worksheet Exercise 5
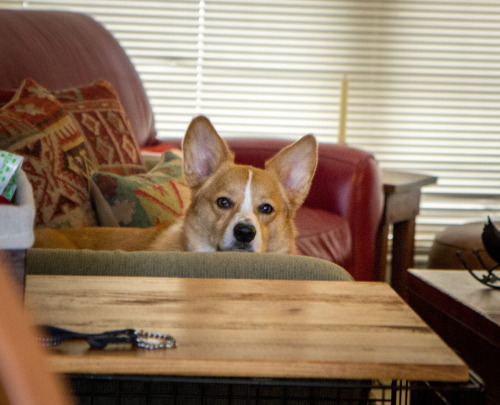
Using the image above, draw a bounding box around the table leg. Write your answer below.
[374,223,389,282]
[391,219,416,298]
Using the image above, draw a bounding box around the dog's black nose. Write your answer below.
[234,222,256,243]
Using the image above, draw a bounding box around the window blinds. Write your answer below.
[3,0,500,265]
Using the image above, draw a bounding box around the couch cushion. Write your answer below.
[295,206,352,270]
[0,78,97,228]
[91,149,190,227]
[27,249,353,281]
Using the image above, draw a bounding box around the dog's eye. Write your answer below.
[259,203,274,215]
[216,197,234,209]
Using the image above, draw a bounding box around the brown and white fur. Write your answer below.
[150,115,317,253]
[33,116,318,253]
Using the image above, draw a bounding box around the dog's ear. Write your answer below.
[265,134,318,210]
[182,115,234,187]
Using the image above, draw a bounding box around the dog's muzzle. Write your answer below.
[233,222,256,244]
[218,220,259,252]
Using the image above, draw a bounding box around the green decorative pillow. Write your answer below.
[0,78,97,228]
[91,149,190,227]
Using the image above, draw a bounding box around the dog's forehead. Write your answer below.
[232,166,254,184]
[250,167,281,192]
[236,166,279,191]
[210,165,278,195]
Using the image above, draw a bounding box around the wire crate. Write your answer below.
[69,373,484,405]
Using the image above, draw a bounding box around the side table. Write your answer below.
[374,170,437,296]
[407,269,499,405]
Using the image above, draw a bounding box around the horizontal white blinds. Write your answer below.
[342,1,500,262]
[3,0,500,265]
[200,1,348,139]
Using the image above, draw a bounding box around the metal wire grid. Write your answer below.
[69,374,484,405]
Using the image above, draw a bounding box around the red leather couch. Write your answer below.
[0,10,383,280]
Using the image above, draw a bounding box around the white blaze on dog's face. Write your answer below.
[181,116,318,254]
[220,170,262,252]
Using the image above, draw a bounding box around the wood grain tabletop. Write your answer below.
[25,275,469,382]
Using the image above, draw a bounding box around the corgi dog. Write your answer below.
[33,116,318,254]
[150,115,318,253]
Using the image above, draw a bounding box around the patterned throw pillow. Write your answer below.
[1,81,146,175]
[90,149,190,227]
[0,78,97,228]
[53,80,146,175]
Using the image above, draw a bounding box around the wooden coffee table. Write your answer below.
[25,275,476,402]
[407,269,499,405]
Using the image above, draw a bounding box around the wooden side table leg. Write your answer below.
[374,223,389,282]
[391,219,415,298]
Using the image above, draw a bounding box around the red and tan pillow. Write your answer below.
[0,78,97,228]
[53,81,146,175]
[1,80,146,176]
